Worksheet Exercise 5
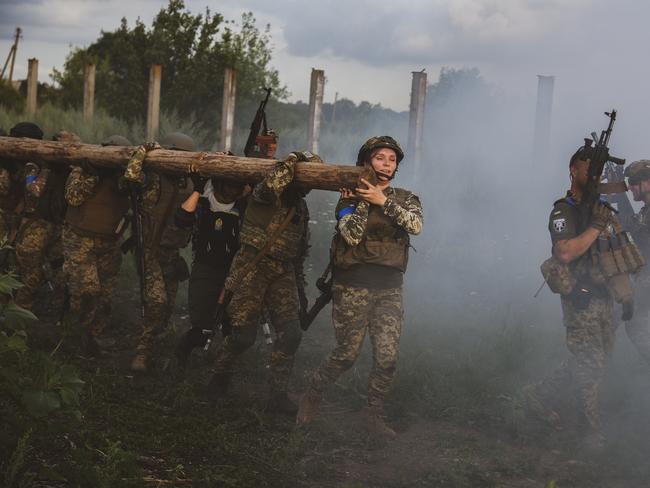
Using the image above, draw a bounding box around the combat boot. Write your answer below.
[130,352,150,373]
[266,391,298,417]
[206,372,231,402]
[296,389,322,426]
[522,384,562,430]
[363,406,396,439]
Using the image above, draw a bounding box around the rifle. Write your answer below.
[244,88,272,158]
[604,161,635,228]
[301,264,333,331]
[579,110,625,228]
[203,207,297,351]
[129,184,147,318]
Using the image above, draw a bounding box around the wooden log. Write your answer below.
[0,137,362,192]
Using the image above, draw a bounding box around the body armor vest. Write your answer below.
[0,163,23,213]
[331,187,411,272]
[65,173,129,238]
[144,174,190,250]
[239,195,307,261]
[32,165,69,224]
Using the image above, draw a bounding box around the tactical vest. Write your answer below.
[144,174,191,250]
[545,196,645,303]
[0,163,23,213]
[239,195,307,261]
[331,187,411,272]
[65,173,129,239]
[32,165,69,224]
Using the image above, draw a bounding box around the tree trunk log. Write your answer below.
[0,137,362,191]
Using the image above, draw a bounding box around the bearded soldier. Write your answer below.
[623,160,650,363]
[525,144,644,449]
[63,135,132,356]
[124,133,194,372]
[206,150,319,415]
[12,125,71,312]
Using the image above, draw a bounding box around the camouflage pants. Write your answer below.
[624,285,650,365]
[213,247,302,392]
[14,216,64,311]
[62,226,121,337]
[309,283,403,409]
[534,295,614,431]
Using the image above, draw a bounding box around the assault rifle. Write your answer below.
[301,264,333,331]
[244,88,272,158]
[129,184,146,318]
[579,110,626,227]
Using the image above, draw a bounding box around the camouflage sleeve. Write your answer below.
[252,158,296,206]
[65,166,99,206]
[141,172,161,211]
[0,168,11,196]
[383,192,423,235]
[337,197,369,246]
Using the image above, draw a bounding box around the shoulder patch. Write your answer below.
[552,218,567,233]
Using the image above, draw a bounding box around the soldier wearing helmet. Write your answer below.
[622,160,650,364]
[125,132,194,372]
[12,123,71,315]
[206,147,319,416]
[62,135,133,356]
[296,136,423,437]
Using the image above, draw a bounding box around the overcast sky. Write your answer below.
[0,0,649,151]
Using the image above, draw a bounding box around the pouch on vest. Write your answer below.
[540,256,576,295]
[606,273,634,304]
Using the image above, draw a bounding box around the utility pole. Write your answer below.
[146,64,162,141]
[407,70,427,175]
[533,75,555,167]
[307,68,325,154]
[1,27,22,83]
[25,58,38,116]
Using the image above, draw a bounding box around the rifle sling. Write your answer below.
[218,206,297,304]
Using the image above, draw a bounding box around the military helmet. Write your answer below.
[160,132,195,152]
[9,121,43,140]
[625,160,650,184]
[356,136,404,166]
[102,134,133,146]
[52,130,81,143]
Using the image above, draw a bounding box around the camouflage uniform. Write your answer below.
[135,172,191,361]
[124,136,193,370]
[625,203,650,363]
[306,187,422,411]
[13,163,68,311]
[211,154,311,396]
[530,194,617,433]
[0,161,23,241]
[62,165,128,344]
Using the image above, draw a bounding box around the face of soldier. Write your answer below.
[570,158,590,189]
[640,179,650,201]
[629,182,643,202]
[370,148,397,183]
[214,180,243,204]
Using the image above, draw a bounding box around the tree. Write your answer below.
[51,1,284,146]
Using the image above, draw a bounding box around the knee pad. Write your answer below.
[276,319,302,355]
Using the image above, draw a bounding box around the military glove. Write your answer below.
[190,172,208,194]
[286,151,322,163]
[589,201,611,232]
